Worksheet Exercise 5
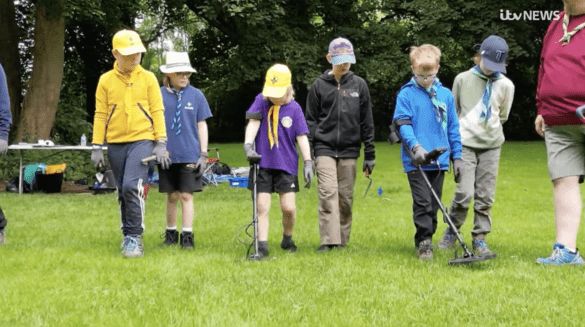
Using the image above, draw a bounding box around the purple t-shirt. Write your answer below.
[246,93,309,175]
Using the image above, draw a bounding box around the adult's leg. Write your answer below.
[316,156,341,245]
[337,158,357,245]
[544,125,585,250]
[553,176,581,249]
[0,207,7,231]
[472,147,501,238]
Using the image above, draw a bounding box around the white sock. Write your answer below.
[182,227,193,233]
[167,226,177,231]
[566,246,577,253]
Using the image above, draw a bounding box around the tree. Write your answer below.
[16,0,66,141]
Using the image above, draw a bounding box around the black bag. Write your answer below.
[5,176,35,193]
[211,162,231,175]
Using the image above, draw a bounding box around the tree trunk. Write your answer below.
[16,0,65,142]
[0,0,23,133]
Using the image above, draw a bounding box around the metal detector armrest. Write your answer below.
[388,119,411,144]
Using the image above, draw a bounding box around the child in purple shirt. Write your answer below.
[243,64,313,259]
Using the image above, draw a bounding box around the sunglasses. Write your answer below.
[174,72,192,77]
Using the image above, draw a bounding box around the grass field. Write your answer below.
[1,141,584,326]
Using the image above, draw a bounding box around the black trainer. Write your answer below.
[256,241,269,259]
[280,235,298,252]
[180,231,194,249]
[316,244,337,253]
[163,229,179,245]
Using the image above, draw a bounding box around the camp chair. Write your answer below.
[202,148,221,186]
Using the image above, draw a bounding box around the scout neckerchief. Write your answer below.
[471,66,502,124]
[559,12,585,45]
[267,104,280,149]
[413,77,448,132]
[170,88,184,135]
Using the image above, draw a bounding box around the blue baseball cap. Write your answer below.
[479,35,509,73]
[328,37,356,65]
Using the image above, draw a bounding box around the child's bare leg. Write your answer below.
[166,192,180,228]
[257,193,271,241]
[179,192,194,230]
[279,192,296,236]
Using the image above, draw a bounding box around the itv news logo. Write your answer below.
[500,9,561,21]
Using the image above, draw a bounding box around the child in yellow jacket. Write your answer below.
[91,29,171,258]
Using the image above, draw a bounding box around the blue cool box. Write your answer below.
[228,177,249,188]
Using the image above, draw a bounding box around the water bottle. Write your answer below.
[80,134,87,146]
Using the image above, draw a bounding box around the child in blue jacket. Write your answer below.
[393,44,463,261]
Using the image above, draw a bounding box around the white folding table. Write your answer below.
[8,144,106,194]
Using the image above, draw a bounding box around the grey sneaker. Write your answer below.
[0,230,4,245]
[472,239,496,259]
[252,241,269,259]
[417,239,433,261]
[121,235,144,258]
[438,228,458,249]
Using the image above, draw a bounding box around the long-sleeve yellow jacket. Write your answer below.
[92,62,166,144]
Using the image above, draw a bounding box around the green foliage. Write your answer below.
[16,0,560,143]
[1,142,584,325]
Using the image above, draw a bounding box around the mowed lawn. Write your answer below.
[1,141,583,326]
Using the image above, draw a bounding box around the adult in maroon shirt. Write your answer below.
[535,0,585,265]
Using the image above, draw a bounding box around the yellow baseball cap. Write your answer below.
[112,29,146,56]
[262,64,292,98]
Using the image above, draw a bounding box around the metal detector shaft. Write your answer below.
[249,162,261,260]
[415,165,474,257]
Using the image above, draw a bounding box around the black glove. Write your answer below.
[153,141,171,170]
[363,159,375,175]
[303,160,314,189]
[412,145,428,166]
[91,145,105,168]
[195,152,208,174]
[243,143,261,163]
[453,159,463,183]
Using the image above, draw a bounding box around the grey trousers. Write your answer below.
[108,140,154,236]
[316,156,357,246]
[449,146,501,237]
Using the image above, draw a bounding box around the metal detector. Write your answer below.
[389,123,493,265]
[247,162,262,261]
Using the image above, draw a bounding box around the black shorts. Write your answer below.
[158,163,203,193]
[248,168,299,193]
